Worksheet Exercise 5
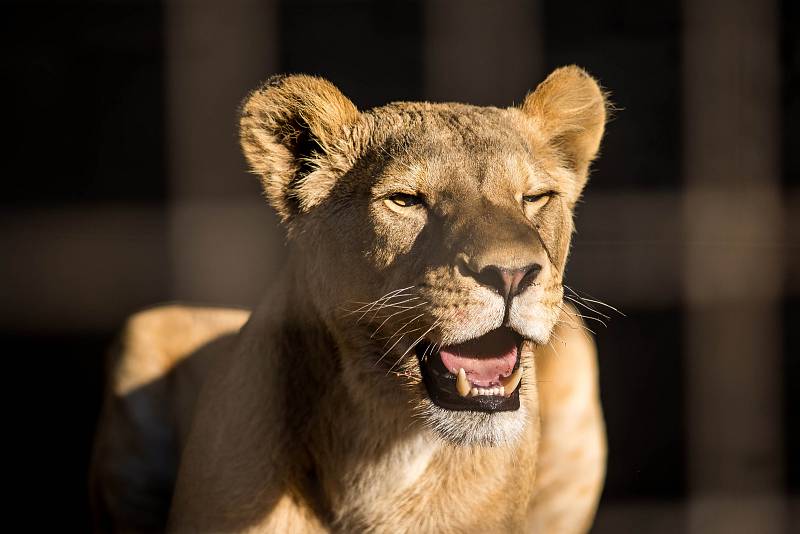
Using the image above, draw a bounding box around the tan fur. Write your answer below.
[91,66,608,533]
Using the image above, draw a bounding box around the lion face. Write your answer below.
[240,67,607,446]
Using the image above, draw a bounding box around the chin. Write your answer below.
[413,325,533,447]
[420,401,529,447]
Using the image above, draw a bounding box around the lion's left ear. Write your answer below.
[521,66,608,185]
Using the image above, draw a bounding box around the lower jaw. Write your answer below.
[415,342,522,413]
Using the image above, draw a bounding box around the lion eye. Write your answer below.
[387,193,423,207]
[522,192,556,207]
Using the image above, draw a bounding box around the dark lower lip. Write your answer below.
[415,330,523,413]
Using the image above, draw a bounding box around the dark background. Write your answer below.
[2,0,797,532]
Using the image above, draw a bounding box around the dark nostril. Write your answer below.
[474,263,542,299]
[475,265,511,297]
[516,263,542,294]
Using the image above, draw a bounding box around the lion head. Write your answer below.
[240,66,607,447]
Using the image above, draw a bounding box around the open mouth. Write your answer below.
[415,327,523,413]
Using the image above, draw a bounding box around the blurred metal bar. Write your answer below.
[682,0,785,532]
[166,0,278,200]
[423,0,543,105]
[166,0,283,305]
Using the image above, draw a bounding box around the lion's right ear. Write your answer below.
[239,75,360,222]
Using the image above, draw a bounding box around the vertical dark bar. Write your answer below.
[166,0,284,305]
[683,0,785,531]
[424,0,543,105]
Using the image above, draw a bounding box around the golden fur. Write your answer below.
[91,66,608,533]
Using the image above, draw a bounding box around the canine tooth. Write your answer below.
[501,365,523,395]
[456,368,470,397]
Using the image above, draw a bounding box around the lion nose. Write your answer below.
[470,263,542,300]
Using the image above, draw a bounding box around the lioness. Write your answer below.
[91,66,608,533]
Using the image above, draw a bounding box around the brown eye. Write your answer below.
[522,191,555,204]
[387,193,423,207]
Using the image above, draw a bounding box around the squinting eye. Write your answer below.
[522,192,555,204]
[387,192,423,207]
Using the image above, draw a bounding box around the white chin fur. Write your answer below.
[421,402,527,447]
[507,298,558,344]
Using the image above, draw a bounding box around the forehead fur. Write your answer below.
[239,67,606,222]
[345,103,579,206]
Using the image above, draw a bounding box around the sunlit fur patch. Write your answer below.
[507,300,561,344]
[507,285,564,344]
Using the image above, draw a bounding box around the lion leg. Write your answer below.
[526,306,606,533]
[90,305,249,532]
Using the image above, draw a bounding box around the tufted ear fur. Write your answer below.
[239,75,360,222]
[521,66,608,188]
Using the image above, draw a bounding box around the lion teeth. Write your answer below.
[456,368,470,397]
[468,386,503,397]
[457,368,521,398]
[500,365,523,396]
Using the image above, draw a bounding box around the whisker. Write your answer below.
[345,285,412,310]
[373,313,428,370]
[569,311,608,328]
[556,318,597,337]
[345,294,416,312]
[548,329,568,348]
[366,297,422,323]
[579,296,626,317]
[558,302,608,329]
[423,343,433,362]
[563,294,611,320]
[554,321,595,346]
[548,336,564,359]
[376,332,409,366]
[423,340,441,362]
[369,303,425,337]
[386,322,440,375]
[347,286,416,321]
[563,285,625,317]
[382,312,426,346]
[358,292,414,323]
[374,324,426,343]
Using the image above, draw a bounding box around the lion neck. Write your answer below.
[244,264,538,528]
